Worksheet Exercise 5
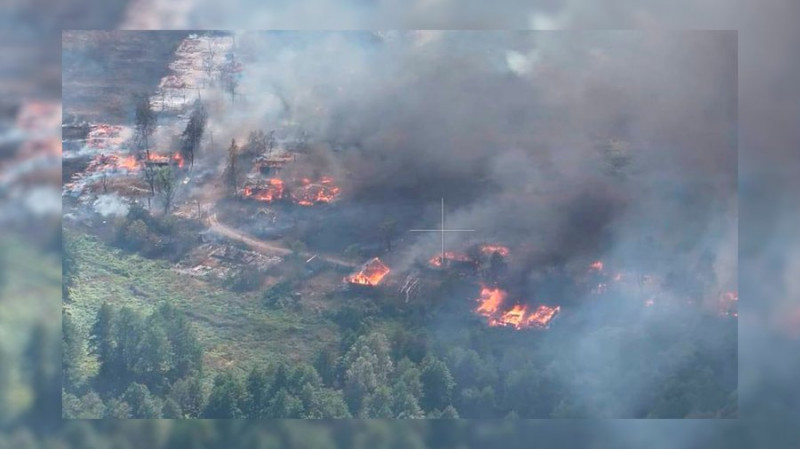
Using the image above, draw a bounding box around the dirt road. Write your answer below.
[207,213,358,268]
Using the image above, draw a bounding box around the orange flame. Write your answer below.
[589,260,604,271]
[243,178,285,202]
[291,177,341,206]
[480,244,510,257]
[146,152,183,168]
[475,286,506,317]
[487,303,561,330]
[117,155,140,171]
[345,257,391,286]
[172,152,185,168]
[474,284,559,330]
[429,251,472,267]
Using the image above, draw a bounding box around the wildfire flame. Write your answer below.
[146,153,170,163]
[489,304,561,330]
[589,260,604,271]
[172,152,185,168]
[344,257,391,286]
[480,244,510,257]
[243,176,341,205]
[475,286,506,316]
[291,176,341,206]
[117,155,139,171]
[474,284,560,330]
[429,251,472,267]
[243,178,285,202]
[145,152,185,168]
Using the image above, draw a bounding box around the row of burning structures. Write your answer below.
[341,244,562,331]
[63,150,185,197]
[240,176,341,206]
[340,246,739,330]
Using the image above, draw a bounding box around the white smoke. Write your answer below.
[92,193,130,217]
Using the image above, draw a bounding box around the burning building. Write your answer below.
[487,304,561,330]
[254,152,295,175]
[479,244,510,257]
[428,251,475,271]
[242,176,341,206]
[474,284,560,330]
[145,152,185,168]
[290,177,341,206]
[344,257,391,287]
[242,178,285,202]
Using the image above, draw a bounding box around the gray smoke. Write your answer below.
[92,192,130,217]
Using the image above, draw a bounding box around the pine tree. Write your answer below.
[360,385,394,418]
[122,382,162,418]
[203,372,244,418]
[62,309,85,390]
[180,100,208,169]
[133,312,171,391]
[225,139,239,197]
[244,367,271,418]
[113,307,145,386]
[90,302,116,377]
[23,323,60,431]
[267,389,303,418]
[420,357,456,412]
[170,376,206,418]
[134,93,156,158]
[157,303,203,380]
[162,397,183,418]
[342,333,394,413]
[62,236,78,302]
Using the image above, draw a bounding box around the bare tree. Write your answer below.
[379,218,398,252]
[142,163,157,209]
[220,52,240,104]
[246,130,267,157]
[180,100,208,169]
[224,139,240,197]
[133,94,156,159]
[222,71,239,104]
[156,166,176,215]
[202,41,216,87]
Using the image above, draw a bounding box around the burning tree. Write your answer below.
[180,100,208,169]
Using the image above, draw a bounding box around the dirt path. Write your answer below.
[207,213,358,268]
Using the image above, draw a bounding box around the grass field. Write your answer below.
[65,231,342,380]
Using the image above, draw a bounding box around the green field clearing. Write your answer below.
[65,232,342,379]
